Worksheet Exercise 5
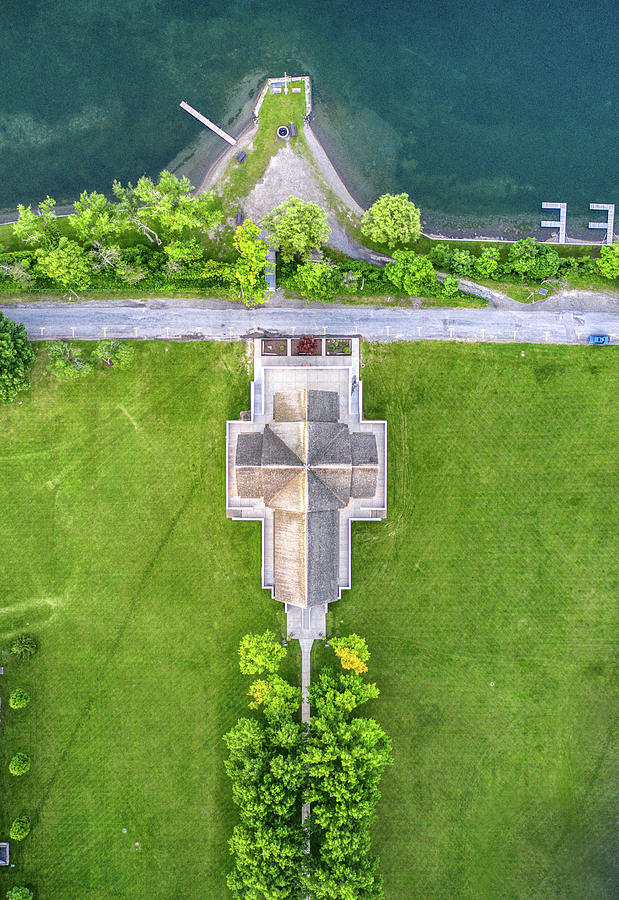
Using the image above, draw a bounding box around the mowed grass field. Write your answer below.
[339,342,618,899]
[0,339,616,898]
[0,342,280,898]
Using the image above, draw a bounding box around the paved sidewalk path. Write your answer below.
[2,300,618,346]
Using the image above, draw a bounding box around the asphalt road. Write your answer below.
[2,300,619,346]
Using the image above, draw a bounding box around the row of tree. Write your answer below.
[429,238,619,283]
[224,631,392,899]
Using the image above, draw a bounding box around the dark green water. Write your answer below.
[0,0,616,228]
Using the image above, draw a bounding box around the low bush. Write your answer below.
[6,887,34,900]
[9,753,31,776]
[9,816,31,841]
[10,634,38,660]
[9,688,30,709]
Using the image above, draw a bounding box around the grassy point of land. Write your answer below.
[218,86,307,208]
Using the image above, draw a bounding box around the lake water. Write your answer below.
[0,0,616,233]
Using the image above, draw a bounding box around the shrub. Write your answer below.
[6,887,34,900]
[92,340,135,370]
[9,816,31,841]
[9,689,31,710]
[449,249,475,276]
[596,244,619,279]
[442,274,459,297]
[296,334,318,355]
[474,248,500,279]
[47,342,93,379]
[10,634,38,660]
[429,243,452,268]
[9,753,31,776]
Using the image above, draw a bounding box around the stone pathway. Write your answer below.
[286,604,326,723]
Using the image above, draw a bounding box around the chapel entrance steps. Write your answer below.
[285,602,327,723]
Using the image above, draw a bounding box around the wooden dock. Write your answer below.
[179,101,236,146]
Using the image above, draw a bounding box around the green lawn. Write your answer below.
[0,342,281,898]
[0,340,617,899]
[332,342,618,899]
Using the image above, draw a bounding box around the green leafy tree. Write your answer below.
[295,260,338,303]
[35,237,91,291]
[238,631,286,676]
[361,192,421,249]
[163,239,204,276]
[473,248,500,279]
[262,196,330,262]
[596,244,619,280]
[92,340,135,370]
[248,675,301,718]
[113,170,222,245]
[232,219,269,306]
[385,250,438,296]
[449,249,474,276]
[0,313,35,403]
[13,196,58,246]
[306,667,392,900]
[331,634,371,675]
[72,191,120,245]
[48,342,93,379]
[9,688,31,710]
[6,887,34,900]
[9,753,31,776]
[9,816,31,841]
[202,259,234,286]
[10,634,38,660]
[116,258,146,285]
[442,274,460,297]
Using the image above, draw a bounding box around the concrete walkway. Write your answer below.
[2,300,618,346]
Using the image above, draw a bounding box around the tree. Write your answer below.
[385,250,438,295]
[361,192,421,249]
[239,631,286,676]
[6,887,34,900]
[449,249,474,276]
[295,261,338,303]
[596,244,619,280]
[331,634,370,675]
[232,219,268,306]
[9,816,31,841]
[473,248,500,279]
[442,274,460,297]
[92,340,135,370]
[72,190,120,245]
[9,689,30,710]
[9,753,31,776]
[262,196,330,262]
[35,237,91,291]
[248,675,300,718]
[10,634,38,660]
[296,334,318,355]
[0,313,36,403]
[113,170,222,245]
[163,239,204,276]
[13,196,58,246]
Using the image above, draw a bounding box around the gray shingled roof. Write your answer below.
[233,397,380,607]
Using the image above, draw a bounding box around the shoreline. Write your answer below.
[0,75,614,246]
